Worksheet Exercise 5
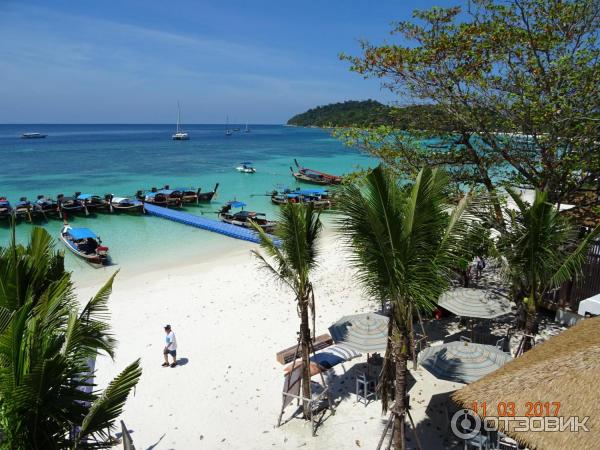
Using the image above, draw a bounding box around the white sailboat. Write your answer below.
[172,101,189,140]
[225,115,232,136]
[244,122,250,133]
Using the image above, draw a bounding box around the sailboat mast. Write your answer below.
[177,101,181,133]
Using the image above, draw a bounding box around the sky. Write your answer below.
[0,0,460,124]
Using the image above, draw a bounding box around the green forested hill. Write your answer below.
[286,100,454,129]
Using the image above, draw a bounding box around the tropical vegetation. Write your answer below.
[0,227,141,449]
[251,203,322,418]
[287,100,455,129]
[497,189,600,351]
[337,165,472,450]
[338,0,600,218]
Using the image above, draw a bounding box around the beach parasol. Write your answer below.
[328,313,389,353]
[438,287,512,319]
[418,341,512,384]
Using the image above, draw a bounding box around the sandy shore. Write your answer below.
[77,228,462,449]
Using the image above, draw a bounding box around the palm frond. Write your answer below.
[77,359,142,442]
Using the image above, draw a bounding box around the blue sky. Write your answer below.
[0,1,459,124]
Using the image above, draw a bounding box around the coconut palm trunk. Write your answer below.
[299,294,312,416]
[251,203,322,420]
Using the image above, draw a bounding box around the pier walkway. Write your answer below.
[143,203,276,245]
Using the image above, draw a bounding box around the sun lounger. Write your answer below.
[276,333,333,364]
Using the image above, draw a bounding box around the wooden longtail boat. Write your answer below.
[57,194,86,215]
[75,193,110,212]
[0,197,12,220]
[270,188,333,210]
[290,159,342,186]
[218,201,276,232]
[34,195,60,218]
[106,195,145,213]
[13,197,33,222]
[60,223,109,267]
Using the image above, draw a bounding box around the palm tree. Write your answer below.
[251,203,322,419]
[0,226,141,449]
[337,165,471,450]
[498,188,599,351]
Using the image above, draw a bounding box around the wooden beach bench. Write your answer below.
[276,333,333,364]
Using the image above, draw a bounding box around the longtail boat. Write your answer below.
[218,201,276,233]
[290,159,342,185]
[60,223,109,266]
[136,188,181,207]
[270,188,333,210]
[0,197,12,220]
[34,195,60,218]
[57,194,86,215]
[106,195,145,213]
[13,197,33,221]
[75,193,110,212]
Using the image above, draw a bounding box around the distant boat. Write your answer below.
[244,122,250,133]
[21,132,47,139]
[172,101,189,140]
[236,161,256,173]
[225,115,232,136]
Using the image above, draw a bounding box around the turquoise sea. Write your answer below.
[0,124,374,279]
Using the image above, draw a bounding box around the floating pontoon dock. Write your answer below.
[143,203,276,244]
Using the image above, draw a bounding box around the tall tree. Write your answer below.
[251,203,322,418]
[339,0,600,220]
[497,189,599,350]
[0,227,141,449]
[337,165,471,450]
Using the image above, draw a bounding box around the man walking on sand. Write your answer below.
[162,324,177,368]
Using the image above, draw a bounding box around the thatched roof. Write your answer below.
[452,317,600,450]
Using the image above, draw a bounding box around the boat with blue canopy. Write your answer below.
[218,200,276,232]
[270,187,333,210]
[0,197,13,220]
[13,197,33,222]
[60,224,110,266]
[75,192,110,212]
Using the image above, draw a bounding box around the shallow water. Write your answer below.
[0,124,374,279]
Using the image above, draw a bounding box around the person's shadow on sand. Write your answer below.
[176,357,189,366]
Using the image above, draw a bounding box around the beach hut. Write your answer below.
[452,317,600,450]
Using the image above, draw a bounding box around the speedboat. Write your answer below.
[13,198,33,221]
[75,193,110,212]
[271,188,333,210]
[21,132,47,139]
[0,197,13,220]
[218,201,276,233]
[60,224,109,266]
[236,162,256,173]
[57,194,86,215]
[290,159,342,186]
[107,195,144,213]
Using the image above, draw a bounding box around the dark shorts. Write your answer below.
[164,349,176,357]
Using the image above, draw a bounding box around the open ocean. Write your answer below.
[0,124,374,278]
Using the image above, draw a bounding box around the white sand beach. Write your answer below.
[76,228,463,450]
